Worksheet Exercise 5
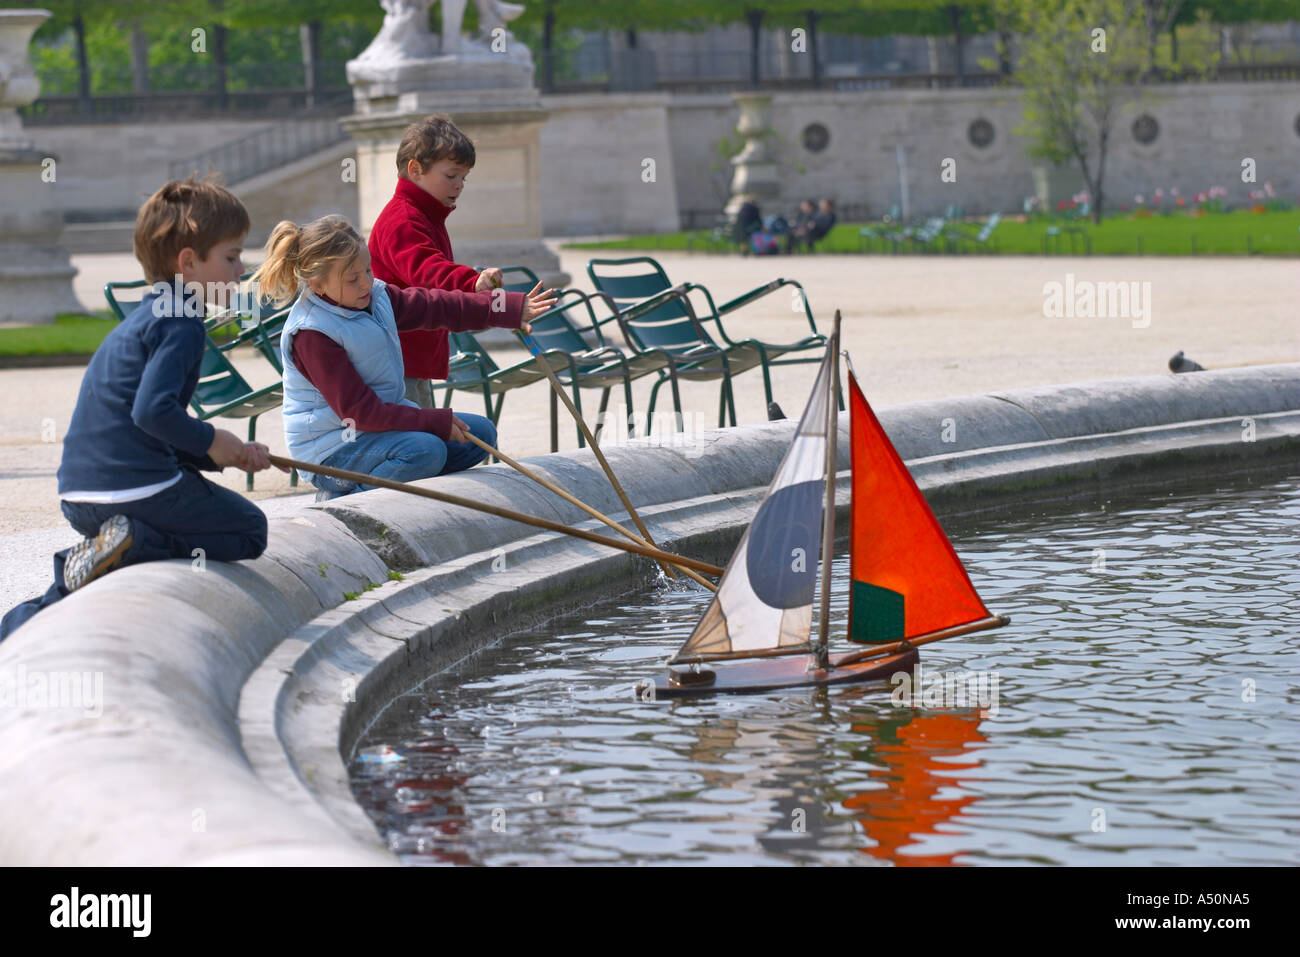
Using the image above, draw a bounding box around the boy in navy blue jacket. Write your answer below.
[0,179,278,641]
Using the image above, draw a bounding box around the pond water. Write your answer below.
[349,473,1300,866]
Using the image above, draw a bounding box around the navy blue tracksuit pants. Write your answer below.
[0,467,266,641]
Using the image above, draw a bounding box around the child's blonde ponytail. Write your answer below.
[252,220,303,306]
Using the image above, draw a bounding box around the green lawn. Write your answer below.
[0,314,116,357]
[565,208,1300,257]
[0,312,248,359]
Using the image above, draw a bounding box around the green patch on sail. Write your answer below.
[850,581,904,643]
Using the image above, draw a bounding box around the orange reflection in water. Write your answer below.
[843,710,986,866]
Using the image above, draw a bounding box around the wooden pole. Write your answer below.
[459,431,721,588]
[813,313,841,671]
[517,332,677,579]
[833,615,1009,667]
[269,454,721,576]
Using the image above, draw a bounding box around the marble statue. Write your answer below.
[442,0,525,54]
[352,0,527,66]
[352,0,439,66]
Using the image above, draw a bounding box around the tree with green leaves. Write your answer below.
[805,2,999,80]
[31,0,380,104]
[510,0,706,91]
[997,0,1159,224]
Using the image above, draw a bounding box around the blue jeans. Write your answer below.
[311,414,496,496]
[0,466,267,641]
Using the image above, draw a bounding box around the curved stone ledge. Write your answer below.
[0,364,1295,864]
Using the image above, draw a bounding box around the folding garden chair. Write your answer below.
[188,339,285,491]
[947,212,1001,253]
[585,256,832,426]
[907,217,950,253]
[106,275,292,372]
[859,206,903,253]
[524,288,682,450]
[437,331,572,431]
[103,279,151,321]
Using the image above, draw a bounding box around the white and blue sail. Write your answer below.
[670,345,833,662]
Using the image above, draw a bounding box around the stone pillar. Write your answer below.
[723,92,780,219]
[342,1,566,288]
[1031,162,1086,211]
[0,9,80,324]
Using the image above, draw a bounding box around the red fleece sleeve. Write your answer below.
[291,330,453,440]
[384,218,481,292]
[387,284,525,334]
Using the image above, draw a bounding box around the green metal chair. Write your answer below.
[947,212,1001,253]
[429,264,569,434]
[205,289,293,373]
[103,279,151,321]
[523,288,683,450]
[1043,223,1092,255]
[907,216,950,253]
[188,340,285,490]
[492,264,543,292]
[877,216,927,254]
[585,256,830,426]
[105,275,292,372]
[437,331,572,432]
[859,206,903,253]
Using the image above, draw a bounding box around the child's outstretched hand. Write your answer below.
[521,281,558,334]
[474,267,504,292]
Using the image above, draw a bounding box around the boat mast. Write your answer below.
[814,311,842,671]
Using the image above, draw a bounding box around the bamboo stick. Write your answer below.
[270,453,722,576]
[517,330,677,579]
[458,431,721,588]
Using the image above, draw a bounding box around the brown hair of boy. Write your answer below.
[252,215,367,306]
[395,113,476,177]
[133,177,250,284]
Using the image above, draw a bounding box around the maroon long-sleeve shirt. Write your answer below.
[291,284,523,441]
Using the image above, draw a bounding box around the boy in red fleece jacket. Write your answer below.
[368,113,505,408]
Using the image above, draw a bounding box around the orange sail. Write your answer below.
[848,370,992,643]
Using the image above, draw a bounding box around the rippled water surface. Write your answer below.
[350,475,1300,865]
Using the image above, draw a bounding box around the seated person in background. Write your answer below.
[806,197,838,250]
[733,195,763,243]
[784,199,816,254]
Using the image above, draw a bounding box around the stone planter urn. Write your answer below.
[724,92,781,220]
[0,8,81,324]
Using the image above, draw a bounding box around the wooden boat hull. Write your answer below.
[647,646,921,698]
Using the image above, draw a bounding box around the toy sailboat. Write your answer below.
[641,312,1008,698]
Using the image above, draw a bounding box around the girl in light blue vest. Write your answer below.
[253,215,556,500]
